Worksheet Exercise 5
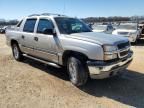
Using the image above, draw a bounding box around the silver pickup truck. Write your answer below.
[6,13,133,86]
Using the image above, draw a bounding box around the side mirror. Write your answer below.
[88,24,93,29]
[42,28,56,36]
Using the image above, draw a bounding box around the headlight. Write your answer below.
[104,53,118,60]
[103,45,118,60]
[103,45,117,52]
[129,32,137,36]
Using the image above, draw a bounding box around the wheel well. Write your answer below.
[11,40,18,46]
[62,50,88,66]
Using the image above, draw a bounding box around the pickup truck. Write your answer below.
[6,13,133,86]
[112,23,141,43]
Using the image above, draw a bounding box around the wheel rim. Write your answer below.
[13,45,19,59]
[68,60,77,81]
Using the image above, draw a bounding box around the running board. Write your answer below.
[23,54,61,68]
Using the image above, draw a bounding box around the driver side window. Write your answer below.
[37,19,54,33]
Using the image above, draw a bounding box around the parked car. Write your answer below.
[0,27,2,33]
[138,24,144,38]
[6,13,133,86]
[0,27,3,33]
[0,26,7,34]
[92,24,114,34]
[112,23,141,43]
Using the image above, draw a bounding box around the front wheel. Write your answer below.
[12,43,24,61]
[67,57,88,86]
[134,35,139,44]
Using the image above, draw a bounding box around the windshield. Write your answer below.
[55,17,92,34]
[118,24,137,30]
[93,25,107,30]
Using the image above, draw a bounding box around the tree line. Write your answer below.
[82,16,144,23]
[82,17,130,23]
[0,19,19,26]
[0,16,144,26]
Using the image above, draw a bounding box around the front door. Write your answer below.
[33,18,58,63]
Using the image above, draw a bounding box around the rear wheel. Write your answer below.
[67,57,88,86]
[12,43,23,61]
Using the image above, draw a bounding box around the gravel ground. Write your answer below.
[0,34,144,108]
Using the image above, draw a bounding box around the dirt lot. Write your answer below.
[0,34,144,108]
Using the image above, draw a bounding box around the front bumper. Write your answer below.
[87,51,133,79]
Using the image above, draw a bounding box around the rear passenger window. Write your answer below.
[23,19,37,33]
[37,19,53,33]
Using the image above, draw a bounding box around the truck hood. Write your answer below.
[92,29,105,32]
[66,32,129,45]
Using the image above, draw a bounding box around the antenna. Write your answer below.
[63,0,66,14]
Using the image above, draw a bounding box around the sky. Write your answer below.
[0,0,144,20]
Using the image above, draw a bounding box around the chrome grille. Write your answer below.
[117,42,130,58]
[120,50,129,57]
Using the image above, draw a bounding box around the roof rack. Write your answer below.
[41,13,66,16]
[28,13,66,17]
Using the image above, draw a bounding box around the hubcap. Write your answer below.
[68,60,77,81]
[13,45,19,59]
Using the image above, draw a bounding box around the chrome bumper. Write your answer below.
[87,51,133,79]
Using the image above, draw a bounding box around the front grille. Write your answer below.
[117,42,130,49]
[120,50,129,57]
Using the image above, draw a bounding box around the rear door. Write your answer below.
[33,18,58,63]
[20,18,37,55]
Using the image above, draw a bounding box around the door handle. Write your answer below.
[34,37,38,41]
[22,35,25,39]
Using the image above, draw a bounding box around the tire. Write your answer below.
[134,39,137,45]
[12,43,23,61]
[67,57,88,86]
